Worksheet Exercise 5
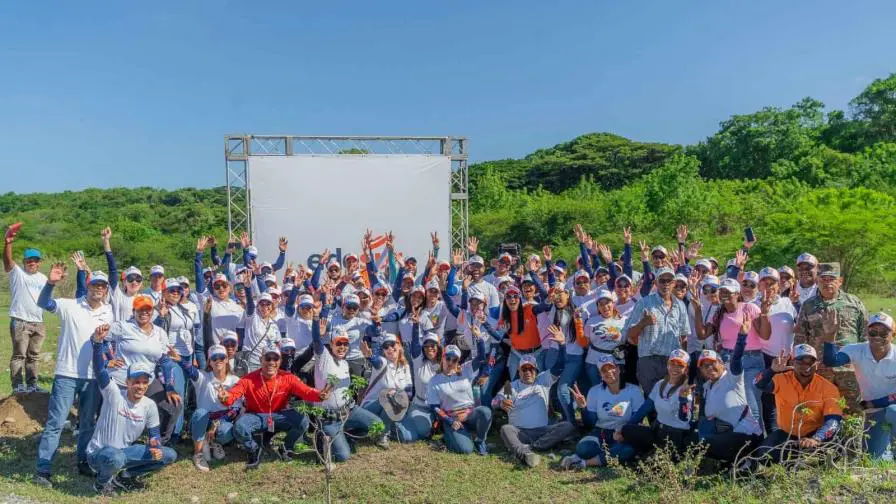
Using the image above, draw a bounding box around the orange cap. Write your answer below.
[132,294,155,312]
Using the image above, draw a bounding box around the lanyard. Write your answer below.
[261,375,280,417]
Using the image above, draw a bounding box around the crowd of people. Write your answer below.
[5,221,896,496]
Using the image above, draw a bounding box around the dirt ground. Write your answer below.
[0,393,48,436]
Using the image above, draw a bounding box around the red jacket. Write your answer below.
[223,369,322,413]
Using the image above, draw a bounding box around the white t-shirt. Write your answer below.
[467,280,500,312]
[192,370,240,413]
[411,355,441,407]
[87,378,160,455]
[314,349,352,410]
[498,371,556,429]
[426,362,477,412]
[285,316,313,354]
[688,303,718,354]
[51,297,115,379]
[421,302,450,341]
[616,297,638,319]
[649,380,692,430]
[241,313,283,370]
[585,314,627,364]
[162,303,199,358]
[105,320,169,387]
[798,284,818,304]
[110,288,137,323]
[8,264,46,323]
[362,357,413,406]
[759,297,797,357]
[398,315,435,345]
[702,370,762,435]
[841,343,896,402]
[326,313,372,361]
[587,383,644,431]
[209,298,246,345]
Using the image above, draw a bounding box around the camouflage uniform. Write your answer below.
[794,289,867,413]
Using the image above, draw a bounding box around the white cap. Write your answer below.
[176,276,190,286]
[595,289,615,302]
[719,278,741,293]
[468,255,485,266]
[260,262,273,271]
[796,253,818,266]
[213,273,229,285]
[207,344,227,359]
[263,274,277,284]
[444,345,462,358]
[298,294,314,307]
[701,275,720,288]
[382,333,399,345]
[778,266,795,278]
[793,344,817,361]
[498,252,513,263]
[668,349,690,365]
[262,342,280,357]
[124,266,143,278]
[279,338,296,350]
[615,274,633,285]
[245,246,258,257]
[410,285,426,296]
[127,362,155,379]
[343,294,360,307]
[422,333,440,345]
[574,270,590,281]
[651,245,669,257]
[89,271,109,285]
[150,265,165,276]
[759,267,780,282]
[221,330,239,343]
[868,312,894,330]
[426,278,440,290]
[326,258,341,270]
[741,271,759,284]
[497,276,514,286]
[469,291,487,303]
[267,287,282,296]
[673,273,689,284]
[518,354,538,370]
[695,259,712,270]
[257,293,273,303]
[654,267,674,279]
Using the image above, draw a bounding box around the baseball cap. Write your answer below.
[262,343,281,358]
[654,267,674,279]
[332,329,350,344]
[132,294,155,311]
[796,253,818,267]
[518,354,538,371]
[668,349,690,366]
[469,291,487,303]
[221,331,239,344]
[437,260,451,271]
[595,289,615,302]
[245,246,258,257]
[707,257,719,266]
[326,258,341,270]
[257,293,273,304]
[574,270,590,281]
[595,266,609,276]
[759,267,780,282]
[426,278,440,291]
[793,344,817,361]
[405,256,418,265]
[719,278,741,293]
[651,245,669,257]
[422,333,440,346]
[409,285,425,296]
[351,271,363,281]
[868,312,894,330]
[697,349,721,366]
[701,275,720,288]
[382,333,399,345]
[202,267,214,275]
[150,265,165,276]
[267,287,282,297]
[778,266,795,278]
[279,338,296,351]
[444,345,462,359]
[818,263,840,278]
[597,354,617,370]
[615,274,633,285]
[673,273,689,285]
[498,252,513,263]
[127,362,155,380]
[263,274,277,284]
[552,264,566,274]
[741,271,759,284]
[176,276,190,286]
[260,262,273,272]
[298,294,314,308]
[695,259,712,270]
[343,294,360,307]
[124,266,143,278]
[23,248,42,260]
[504,284,521,297]
[212,273,229,285]
[468,255,485,267]
[344,253,359,264]
[207,344,227,360]
[89,271,109,285]
[497,275,515,286]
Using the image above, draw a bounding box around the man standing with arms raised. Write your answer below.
[4,223,48,394]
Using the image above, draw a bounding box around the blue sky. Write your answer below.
[1,0,894,194]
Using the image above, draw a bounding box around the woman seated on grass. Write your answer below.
[185,344,241,472]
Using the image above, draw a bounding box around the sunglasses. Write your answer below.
[741,282,757,289]
[223,342,238,347]
[505,294,520,300]
[344,305,360,311]
[868,329,890,339]
[702,286,718,293]
[234,286,245,292]
[332,341,350,347]
[382,342,398,350]
[126,276,143,283]
[657,278,673,285]
[263,355,281,362]
[213,283,229,290]
[210,355,227,362]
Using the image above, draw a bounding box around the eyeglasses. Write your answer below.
[126,276,143,283]
[263,355,281,362]
[332,341,350,347]
[657,278,673,285]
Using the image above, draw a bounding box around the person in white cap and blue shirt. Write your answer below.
[85,323,177,495]
[359,332,413,447]
[399,328,444,443]
[3,223,48,394]
[823,312,896,459]
[623,266,691,395]
[144,265,166,304]
[794,253,819,304]
[494,328,570,468]
[34,262,114,486]
[459,253,501,320]
[756,266,797,433]
[184,344,241,472]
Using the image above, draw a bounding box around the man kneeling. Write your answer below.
[494,327,572,468]
[86,324,177,496]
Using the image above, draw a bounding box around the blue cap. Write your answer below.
[23,248,41,260]
[127,362,155,380]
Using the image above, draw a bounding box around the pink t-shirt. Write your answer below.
[718,303,762,351]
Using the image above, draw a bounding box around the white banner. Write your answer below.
[248,155,451,270]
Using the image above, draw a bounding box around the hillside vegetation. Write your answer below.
[2,73,896,292]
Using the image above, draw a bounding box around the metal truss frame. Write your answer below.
[224,135,469,253]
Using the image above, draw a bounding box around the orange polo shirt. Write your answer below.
[771,371,842,438]
[501,305,541,351]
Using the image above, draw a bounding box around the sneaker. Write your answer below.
[245,444,263,470]
[112,474,145,492]
[32,472,52,488]
[275,445,296,462]
[78,459,96,477]
[193,452,210,472]
[202,442,211,462]
[210,442,226,461]
[26,384,48,393]
[93,479,116,496]
[474,440,488,456]
[13,384,27,394]
[375,433,390,450]
[524,452,542,468]
[560,454,585,470]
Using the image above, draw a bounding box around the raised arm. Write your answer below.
[91,325,112,389]
[284,284,300,317]
[38,263,66,312]
[822,342,851,367]
[410,322,422,359]
[730,330,748,376]
[2,224,15,273]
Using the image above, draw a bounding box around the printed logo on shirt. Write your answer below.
[603,401,629,417]
[117,407,145,423]
[591,323,622,343]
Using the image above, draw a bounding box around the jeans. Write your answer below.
[721,349,765,429]
[144,379,183,445]
[500,421,576,459]
[507,349,542,381]
[636,355,667,396]
[87,444,177,484]
[866,406,896,460]
[480,356,507,409]
[9,319,46,388]
[190,408,235,444]
[441,406,492,454]
[317,406,381,462]
[760,353,777,433]
[36,375,100,474]
[556,353,584,422]
[537,348,559,375]
[171,363,187,436]
[395,404,434,443]
[234,410,309,452]
[362,401,399,434]
[576,427,636,465]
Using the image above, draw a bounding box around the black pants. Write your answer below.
[145,379,184,445]
[753,428,824,463]
[761,353,778,433]
[703,432,759,462]
[621,423,696,459]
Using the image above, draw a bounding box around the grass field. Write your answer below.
[1,274,896,503]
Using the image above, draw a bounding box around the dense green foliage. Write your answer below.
[1,73,895,291]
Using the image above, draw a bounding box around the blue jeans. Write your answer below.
[234,410,309,452]
[441,406,492,454]
[507,349,542,381]
[556,353,584,422]
[866,406,896,460]
[480,356,507,409]
[395,404,434,443]
[721,349,765,429]
[190,408,235,444]
[318,406,381,462]
[87,444,177,484]
[362,401,398,433]
[36,375,101,474]
[538,348,559,374]
[576,428,635,465]
[171,363,187,436]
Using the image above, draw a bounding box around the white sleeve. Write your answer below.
[425,377,440,406]
[145,401,161,430]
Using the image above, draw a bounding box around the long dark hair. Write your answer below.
[500,299,526,335]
